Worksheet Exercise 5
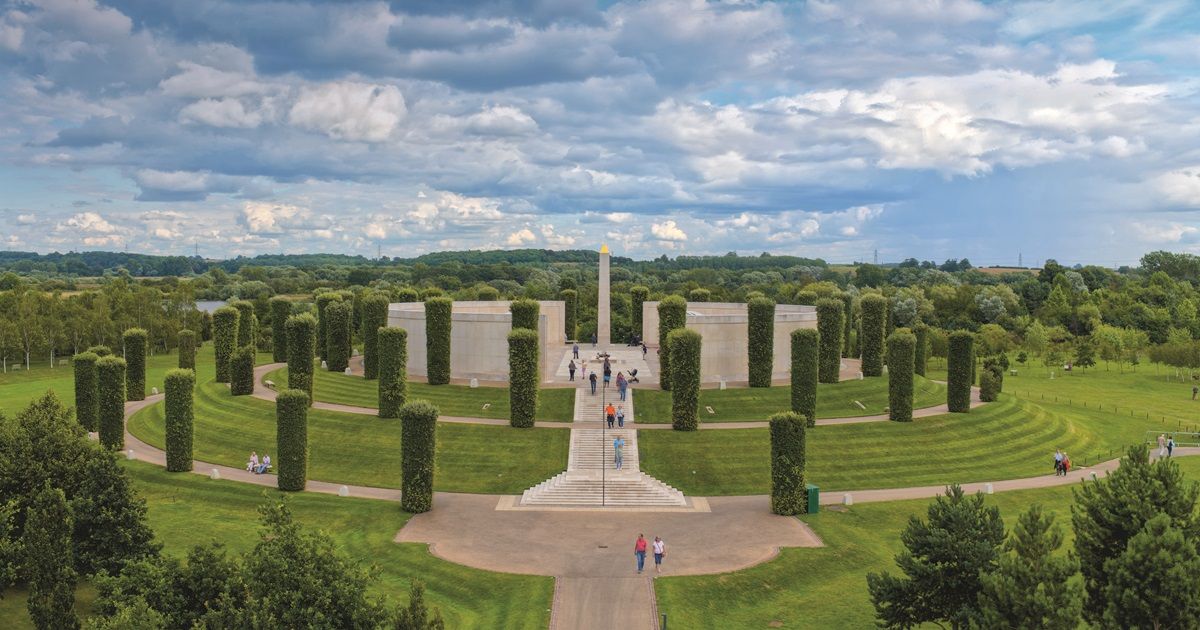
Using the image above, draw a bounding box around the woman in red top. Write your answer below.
[634,534,648,574]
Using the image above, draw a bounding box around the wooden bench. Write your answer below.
[264,380,275,390]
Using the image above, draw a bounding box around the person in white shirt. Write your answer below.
[652,536,666,573]
[1158,434,1167,458]
[247,451,258,472]
[256,453,271,474]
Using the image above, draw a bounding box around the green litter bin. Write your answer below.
[806,484,819,514]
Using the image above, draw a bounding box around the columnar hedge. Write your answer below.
[395,287,420,302]
[96,356,126,450]
[230,345,256,396]
[122,328,147,402]
[840,293,854,358]
[378,327,408,418]
[212,306,240,383]
[668,328,702,431]
[769,411,807,515]
[360,294,390,380]
[508,328,539,428]
[859,294,887,377]
[560,289,578,340]
[86,345,112,357]
[476,286,500,301]
[979,356,1004,402]
[324,301,352,373]
[912,323,929,377]
[947,330,975,412]
[657,295,688,391]
[790,329,819,427]
[276,388,309,491]
[269,297,291,363]
[747,297,775,387]
[886,329,916,422]
[73,352,99,431]
[510,298,540,332]
[400,401,439,513]
[689,288,711,302]
[177,329,197,370]
[285,313,317,404]
[231,300,256,349]
[631,286,650,338]
[315,293,343,363]
[795,290,818,305]
[816,299,844,384]
[425,297,453,385]
[164,368,194,472]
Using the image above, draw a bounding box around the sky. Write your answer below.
[1,0,1199,265]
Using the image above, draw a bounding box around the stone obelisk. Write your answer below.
[597,243,611,346]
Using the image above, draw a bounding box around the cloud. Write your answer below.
[1130,221,1200,244]
[289,82,407,142]
[465,105,538,136]
[1153,167,1200,208]
[57,212,117,234]
[179,98,265,128]
[651,219,687,241]
[505,227,536,246]
[240,201,330,235]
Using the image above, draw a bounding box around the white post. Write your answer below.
[597,244,611,346]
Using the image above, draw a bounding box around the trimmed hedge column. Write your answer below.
[668,328,702,431]
[560,289,578,340]
[324,301,352,372]
[631,286,650,338]
[769,411,807,515]
[73,352,99,431]
[816,299,844,383]
[425,297,453,385]
[285,313,317,404]
[508,328,539,428]
[790,329,819,427]
[212,306,240,383]
[913,323,929,377]
[361,294,390,380]
[164,368,194,472]
[747,297,775,387]
[947,330,974,412]
[177,329,197,370]
[276,389,309,491]
[859,294,887,377]
[887,329,916,422]
[395,287,420,302]
[231,300,257,349]
[315,293,343,363]
[86,345,112,357]
[96,356,126,450]
[657,295,688,391]
[230,345,255,396]
[378,327,408,418]
[840,293,854,358]
[510,298,540,332]
[476,286,500,301]
[689,288,711,302]
[269,297,291,363]
[400,401,438,513]
[123,328,147,401]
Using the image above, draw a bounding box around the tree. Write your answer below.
[887,329,915,422]
[747,297,774,387]
[24,483,79,630]
[72,351,99,431]
[790,328,818,427]
[689,288,711,302]
[212,306,239,384]
[392,582,446,630]
[1073,336,1096,371]
[314,293,343,363]
[507,328,539,428]
[860,294,887,377]
[229,345,255,396]
[947,331,974,413]
[164,368,194,472]
[177,329,196,370]
[230,300,257,349]
[510,298,540,331]
[912,323,929,377]
[816,299,844,383]
[657,295,687,391]
[285,313,316,404]
[96,356,127,450]
[122,328,147,402]
[867,485,1005,629]
[769,412,807,515]
[400,402,438,513]
[360,294,390,380]
[630,286,649,339]
[268,296,291,363]
[424,297,452,385]
[1101,513,1200,629]
[276,389,309,491]
[668,328,702,431]
[560,289,578,340]
[324,301,352,373]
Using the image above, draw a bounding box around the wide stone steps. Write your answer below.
[520,472,687,507]
[568,428,639,472]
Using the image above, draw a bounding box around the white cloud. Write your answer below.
[134,169,209,192]
[57,212,117,234]
[16,213,36,225]
[505,228,536,246]
[604,212,633,223]
[651,219,687,241]
[289,82,407,142]
[160,62,270,99]
[1153,167,1200,208]
[240,201,330,235]
[0,14,24,51]
[465,105,538,136]
[364,222,388,240]
[1130,221,1200,243]
[180,98,264,128]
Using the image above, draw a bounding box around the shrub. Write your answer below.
[177,329,197,370]
[887,329,916,422]
[947,330,975,412]
[269,297,291,363]
[657,295,688,391]
[122,328,147,402]
[795,290,818,305]
[230,345,256,396]
[425,297,453,385]
[746,297,775,387]
[560,289,578,340]
[96,356,127,450]
[400,401,438,513]
[508,329,539,428]
[913,323,929,377]
[276,389,309,491]
[212,306,240,384]
[790,329,819,427]
[860,294,887,377]
[510,298,540,331]
[476,285,500,301]
[631,286,650,338]
[668,328,702,431]
[841,292,854,358]
[72,352,99,431]
[164,368,194,472]
[769,412,807,515]
[395,287,420,302]
[360,294,390,380]
[689,288,711,302]
[86,345,112,357]
[816,299,844,383]
[315,293,343,363]
[285,313,316,404]
[231,300,257,349]
[378,327,408,419]
[979,356,1004,402]
[25,483,79,630]
[324,301,352,373]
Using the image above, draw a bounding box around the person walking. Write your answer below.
[1061,452,1071,475]
[1053,448,1064,476]
[568,360,576,381]
[589,372,597,395]
[634,534,648,574]
[606,403,616,428]
[1193,384,1198,400]
[617,372,628,401]
[573,343,580,359]
[652,536,666,573]
[1158,433,1168,458]
[603,360,612,387]
[1168,435,1176,457]
[614,436,625,470]
[591,333,597,347]
[616,405,625,428]
[642,342,648,358]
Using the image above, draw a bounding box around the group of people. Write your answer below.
[246,451,271,474]
[1052,449,1071,476]
[633,534,667,574]
[605,403,626,428]
[1157,433,1177,458]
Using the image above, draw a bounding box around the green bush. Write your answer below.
[276,389,309,491]
[747,297,775,387]
[122,328,147,402]
[86,345,112,357]
[73,352,99,431]
[508,328,539,428]
[658,295,688,391]
[947,330,975,412]
[164,368,194,472]
[231,300,257,349]
[177,329,197,370]
[979,356,1004,402]
[841,293,854,358]
[790,329,819,427]
[421,287,443,300]
[668,328,702,431]
[315,293,343,363]
[769,411,807,515]
[510,298,540,331]
[212,306,240,384]
[25,483,79,630]
[795,290,818,305]
[360,294,390,380]
[816,299,844,383]
[560,289,578,340]
[476,285,500,301]
[400,401,438,513]
[913,323,929,377]
[887,329,916,422]
[378,327,408,419]
[230,344,256,396]
[689,288,711,302]
[395,287,420,302]
[860,294,887,377]
[285,313,316,404]
[631,286,649,338]
[324,301,352,372]
[425,297,453,385]
[96,356,126,450]
[269,297,291,363]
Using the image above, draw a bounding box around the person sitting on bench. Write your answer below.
[255,453,272,474]
[246,451,259,472]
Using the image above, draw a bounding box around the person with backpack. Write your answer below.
[589,371,598,395]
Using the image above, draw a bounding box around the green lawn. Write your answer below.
[633,375,946,423]
[263,366,576,421]
[127,376,569,494]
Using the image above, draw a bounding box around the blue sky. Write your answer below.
[1,0,1199,264]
